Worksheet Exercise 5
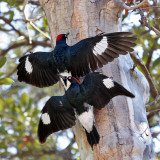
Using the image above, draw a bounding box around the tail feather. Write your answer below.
[85,125,100,149]
[113,81,135,98]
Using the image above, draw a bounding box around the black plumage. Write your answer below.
[38,72,135,148]
[17,32,136,87]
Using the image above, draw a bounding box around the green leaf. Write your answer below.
[0,57,7,68]
[0,72,6,77]
[43,17,48,28]
[0,126,8,134]
[25,98,33,112]
[20,92,28,106]
[7,0,16,7]
[0,94,4,101]
[152,57,160,68]
[0,78,13,85]
[0,95,4,111]
[9,11,14,20]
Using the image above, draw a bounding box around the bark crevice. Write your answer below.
[38,0,156,159]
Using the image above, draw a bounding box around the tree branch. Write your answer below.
[145,38,157,70]
[0,27,12,32]
[2,148,72,160]
[3,137,74,160]
[1,42,27,57]
[22,0,51,40]
[121,0,148,10]
[138,8,160,37]
[22,0,29,12]
[130,52,159,98]
[0,40,51,57]
[152,132,160,138]
[146,95,160,107]
[141,6,160,10]
[147,105,160,113]
[6,67,17,78]
[147,105,160,119]
[0,16,26,37]
[29,21,51,40]
[28,0,40,5]
[145,52,153,70]
[27,15,45,22]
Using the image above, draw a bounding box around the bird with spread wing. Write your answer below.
[38,72,135,148]
[17,32,136,87]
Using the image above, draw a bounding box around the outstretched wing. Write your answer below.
[80,72,135,109]
[38,95,76,143]
[17,51,59,87]
[67,32,136,77]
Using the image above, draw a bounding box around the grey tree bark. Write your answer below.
[38,0,156,159]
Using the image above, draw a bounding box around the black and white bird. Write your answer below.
[38,72,135,148]
[17,32,136,87]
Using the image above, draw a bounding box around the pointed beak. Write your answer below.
[63,79,67,86]
[59,74,67,86]
[65,32,69,38]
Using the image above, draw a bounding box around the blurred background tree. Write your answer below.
[0,0,160,159]
[0,1,78,159]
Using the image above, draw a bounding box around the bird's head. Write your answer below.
[56,32,69,44]
[59,75,79,87]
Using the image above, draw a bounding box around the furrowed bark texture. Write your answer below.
[39,0,155,159]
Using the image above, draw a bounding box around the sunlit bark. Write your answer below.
[39,0,155,159]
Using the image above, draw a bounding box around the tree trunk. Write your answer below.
[38,0,156,159]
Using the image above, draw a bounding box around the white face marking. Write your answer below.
[93,36,108,56]
[41,113,51,125]
[60,71,71,77]
[60,71,71,90]
[103,78,114,89]
[78,103,94,133]
[25,57,33,74]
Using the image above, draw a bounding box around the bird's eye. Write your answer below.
[68,76,71,80]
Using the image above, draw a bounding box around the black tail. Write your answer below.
[85,125,100,149]
[113,81,135,98]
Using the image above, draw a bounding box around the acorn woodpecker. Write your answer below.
[17,32,136,87]
[38,72,135,148]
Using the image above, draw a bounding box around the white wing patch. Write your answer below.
[103,78,114,89]
[93,36,108,56]
[41,113,51,125]
[78,103,94,133]
[25,57,33,74]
